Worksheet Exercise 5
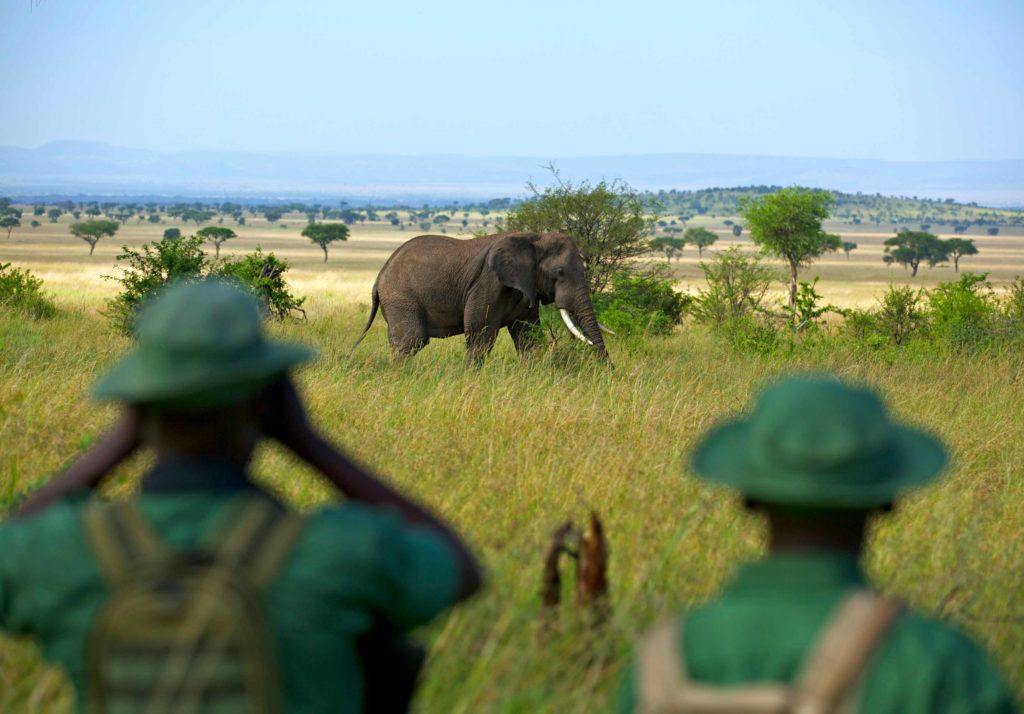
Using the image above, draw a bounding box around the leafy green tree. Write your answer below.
[842,241,858,259]
[1,214,20,238]
[883,230,948,276]
[148,213,162,223]
[505,168,653,293]
[30,219,41,229]
[731,224,742,237]
[301,222,349,262]
[650,236,685,263]
[163,228,182,241]
[944,238,979,272]
[197,226,238,257]
[47,208,63,223]
[683,227,718,258]
[340,209,363,225]
[33,205,45,217]
[69,219,119,255]
[181,208,214,224]
[262,208,284,223]
[741,187,841,312]
[987,227,999,236]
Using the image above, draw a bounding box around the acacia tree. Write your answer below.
[650,236,685,263]
[163,228,182,241]
[842,241,858,259]
[47,208,63,223]
[197,226,238,257]
[69,219,119,255]
[731,224,743,237]
[301,222,349,262]
[883,230,948,276]
[505,167,653,293]
[683,227,718,257]
[944,238,978,272]
[1,214,20,239]
[741,187,841,312]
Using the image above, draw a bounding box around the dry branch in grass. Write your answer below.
[540,513,609,620]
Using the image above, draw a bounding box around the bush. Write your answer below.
[925,272,999,347]
[784,277,839,332]
[216,250,306,321]
[1004,276,1024,323]
[591,269,687,337]
[688,248,778,325]
[0,263,57,319]
[105,235,304,334]
[844,284,925,346]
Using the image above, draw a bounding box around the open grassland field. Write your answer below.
[1,214,1024,711]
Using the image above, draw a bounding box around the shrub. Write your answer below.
[688,248,777,325]
[0,263,57,319]
[215,250,306,321]
[105,235,304,334]
[925,272,999,347]
[784,277,839,332]
[1004,276,1024,323]
[719,314,782,356]
[845,284,925,346]
[591,269,688,337]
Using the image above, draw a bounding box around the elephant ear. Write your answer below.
[487,236,537,308]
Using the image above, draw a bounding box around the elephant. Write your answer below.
[352,231,610,363]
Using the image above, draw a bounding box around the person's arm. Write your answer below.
[13,409,140,519]
[259,378,483,600]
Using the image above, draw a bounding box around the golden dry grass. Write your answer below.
[1,218,1023,711]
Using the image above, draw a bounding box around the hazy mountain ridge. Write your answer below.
[2,141,1022,206]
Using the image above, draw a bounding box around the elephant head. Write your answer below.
[488,232,608,357]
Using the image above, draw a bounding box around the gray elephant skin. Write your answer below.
[353,231,608,363]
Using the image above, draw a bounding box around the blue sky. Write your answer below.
[1,0,1021,160]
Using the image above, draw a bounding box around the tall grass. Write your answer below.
[1,295,1022,711]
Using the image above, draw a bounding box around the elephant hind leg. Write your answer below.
[386,314,429,359]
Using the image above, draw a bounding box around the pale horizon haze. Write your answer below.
[1,0,1023,162]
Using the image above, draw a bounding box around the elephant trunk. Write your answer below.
[561,288,607,357]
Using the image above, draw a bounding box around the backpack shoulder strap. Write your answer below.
[207,496,304,589]
[82,501,171,585]
[637,618,791,713]
[792,589,904,714]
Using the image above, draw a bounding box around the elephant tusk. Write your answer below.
[598,322,616,336]
[559,309,594,346]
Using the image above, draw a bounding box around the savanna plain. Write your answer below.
[2,214,1023,711]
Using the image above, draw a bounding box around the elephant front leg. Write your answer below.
[508,316,542,355]
[464,324,499,366]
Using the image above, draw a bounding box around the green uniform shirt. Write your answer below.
[619,553,1017,713]
[0,461,460,713]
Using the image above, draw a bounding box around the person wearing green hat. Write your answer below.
[618,375,1017,713]
[2,280,483,713]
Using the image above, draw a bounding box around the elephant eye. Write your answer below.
[555,267,565,277]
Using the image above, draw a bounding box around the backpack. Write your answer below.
[82,496,304,714]
[637,589,904,714]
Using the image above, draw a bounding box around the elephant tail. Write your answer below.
[351,287,380,350]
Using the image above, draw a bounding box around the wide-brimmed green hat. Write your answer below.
[94,280,313,410]
[691,375,948,508]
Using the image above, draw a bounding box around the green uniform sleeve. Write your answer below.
[310,505,461,632]
[371,519,460,630]
[862,615,1019,714]
[616,659,638,714]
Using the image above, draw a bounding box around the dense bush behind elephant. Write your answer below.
[353,232,609,363]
